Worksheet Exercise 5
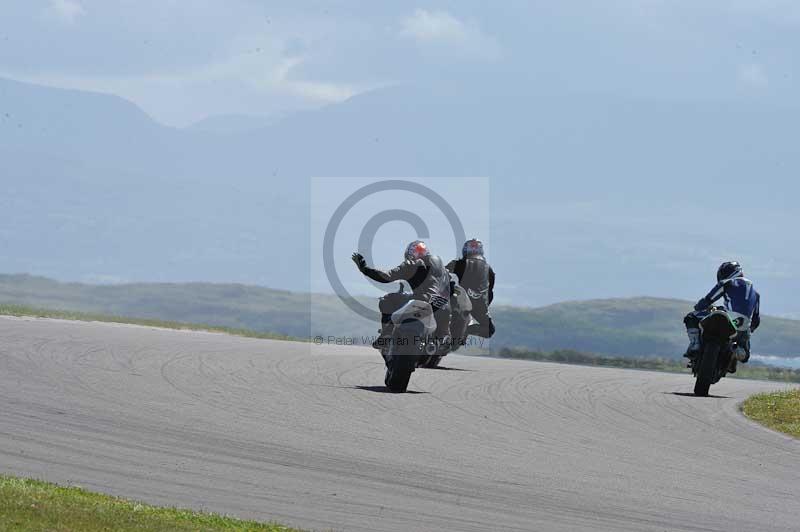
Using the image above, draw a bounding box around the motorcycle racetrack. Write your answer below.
[1,316,798,532]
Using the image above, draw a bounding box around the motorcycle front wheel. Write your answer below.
[420,355,443,368]
[385,363,413,392]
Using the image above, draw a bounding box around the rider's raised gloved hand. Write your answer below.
[351,252,367,271]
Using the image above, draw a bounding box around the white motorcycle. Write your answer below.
[378,285,441,392]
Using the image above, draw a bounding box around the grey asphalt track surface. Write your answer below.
[1,316,798,532]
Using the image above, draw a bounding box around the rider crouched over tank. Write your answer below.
[683,261,761,373]
[352,240,451,355]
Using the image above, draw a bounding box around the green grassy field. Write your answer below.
[0,475,304,532]
[1,273,799,360]
[742,389,800,438]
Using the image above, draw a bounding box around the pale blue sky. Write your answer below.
[1,1,797,126]
[1,2,798,315]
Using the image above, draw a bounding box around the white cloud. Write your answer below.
[738,63,769,88]
[227,54,359,102]
[45,0,86,25]
[0,48,374,126]
[401,9,470,43]
[400,9,500,59]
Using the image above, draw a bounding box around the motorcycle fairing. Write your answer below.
[391,299,437,336]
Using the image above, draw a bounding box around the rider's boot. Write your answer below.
[372,323,393,350]
[438,334,452,356]
[734,332,751,363]
[684,328,702,360]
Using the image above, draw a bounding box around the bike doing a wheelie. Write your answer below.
[683,261,761,396]
[352,240,452,392]
[687,307,751,396]
[375,268,472,368]
[375,284,444,391]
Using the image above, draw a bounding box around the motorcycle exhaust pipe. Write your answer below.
[425,340,438,356]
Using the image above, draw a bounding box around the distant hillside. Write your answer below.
[0,274,344,340]
[3,76,799,315]
[492,298,800,358]
[1,274,798,359]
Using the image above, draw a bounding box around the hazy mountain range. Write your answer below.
[1,76,797,314]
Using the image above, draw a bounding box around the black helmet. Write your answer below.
[717,261,743,282]
[462,238,484,258]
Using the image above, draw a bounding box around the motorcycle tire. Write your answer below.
[420,355,443,368]
[694,342,720,397]
[385,364,413,392]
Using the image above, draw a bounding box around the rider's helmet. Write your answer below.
[405,240,430,261]
[717,261,743,282]
[462,238,484,258]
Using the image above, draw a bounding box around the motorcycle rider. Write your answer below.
[446,239,495,349]
[684,261,761,372]
[352,240,451,349]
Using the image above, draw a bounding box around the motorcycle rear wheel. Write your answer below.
[694,342,720,397]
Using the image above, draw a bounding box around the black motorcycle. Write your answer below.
[691,307,743,396]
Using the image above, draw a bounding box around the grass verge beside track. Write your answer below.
[0,475,304,532]
[742,389,800,438]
